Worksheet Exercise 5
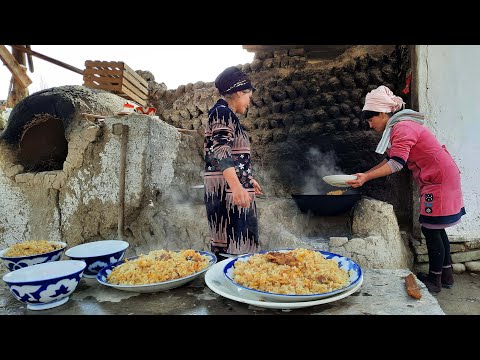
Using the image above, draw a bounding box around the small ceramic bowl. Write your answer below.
[0,241,67,272]
[2,260,86,311]
[65,240,129,278]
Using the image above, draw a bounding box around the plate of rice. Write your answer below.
[223,248,362,302]
[96,249,217,293]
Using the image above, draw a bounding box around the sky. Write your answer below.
[0,45,255,101]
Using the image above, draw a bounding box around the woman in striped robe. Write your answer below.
[204,66,263,260]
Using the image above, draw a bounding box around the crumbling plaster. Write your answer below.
[0,167,30,248]
[0,111,415,270]
[0,112,209,252]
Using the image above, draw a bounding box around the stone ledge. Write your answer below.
[0,268,444,315]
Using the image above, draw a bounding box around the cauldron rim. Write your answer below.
[291,192,361,216]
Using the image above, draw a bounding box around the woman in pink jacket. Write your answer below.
[347,85,466,294]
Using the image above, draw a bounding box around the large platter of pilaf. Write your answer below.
[223,249,362,302]
[96,249,216,293]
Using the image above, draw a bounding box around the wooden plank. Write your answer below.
[84,63,147,93]
[122,75,148,100]
[0,45,32,87]
[84,68,123,77]
[84,70,145,99]
[11,45,83,75]
[83,77,122,90]
[25,45,34,72]
[123,62,148,87]
[122,67,147,88]
[122,80,148,101]
[84,72,147,100]
[83,80,145,106]
[122,70,148,96]
[83,75,122,85]
[83,76,122,86]
[86,64,121,79]
[84,60,147,105]
[85,60,123,70]
[120,84,146,106]
[83,80,122,92]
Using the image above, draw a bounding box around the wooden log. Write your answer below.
[0,45,32,88]
[10,44,83,75]
[26,45,34,72]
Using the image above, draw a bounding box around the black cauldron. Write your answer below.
[292,188,361,216]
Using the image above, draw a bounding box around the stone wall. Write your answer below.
[0,87,210,254]
[0,104,411,268]
[413,236,480,274]
[0,89,419,271]
[144,45,413,228]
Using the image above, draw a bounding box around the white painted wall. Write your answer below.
[416,45,480,239]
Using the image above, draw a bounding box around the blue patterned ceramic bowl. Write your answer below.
[223,249,363,302]
[2,260,86,311]
[65,240,129,278]
[0,241,67,272]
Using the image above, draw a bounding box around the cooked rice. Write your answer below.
[107,249,211,285]
[327,190,344,195]
[232,248,350,295]
[3,240,62,257]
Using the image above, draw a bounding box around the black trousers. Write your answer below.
[421,226,452,273]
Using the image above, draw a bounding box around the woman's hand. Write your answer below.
[346,173,369,188]
[232,187,251,208]
[250,179,263,195]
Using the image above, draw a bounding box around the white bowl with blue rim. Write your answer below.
[2,260,86,311]
[65,240,129,278]
[223,249,362,302]
[97,250,217,293]
[0,241,67,272]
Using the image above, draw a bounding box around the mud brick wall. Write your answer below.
[142,45,413,228]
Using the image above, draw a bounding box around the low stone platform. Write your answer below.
[0,269,443,315]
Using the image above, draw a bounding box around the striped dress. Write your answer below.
[203,99,259,255]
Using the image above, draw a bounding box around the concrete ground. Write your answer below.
[1,264,477,315]
[433,272,480,315]
[0,267,444,315]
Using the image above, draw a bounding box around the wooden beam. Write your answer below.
[10,44,84,75]
[7,46,30,107]
[0,45,32,88]
[242,45,302,53]
[25,45,34,72]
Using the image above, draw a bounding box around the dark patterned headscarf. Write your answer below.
[214,66,256,95]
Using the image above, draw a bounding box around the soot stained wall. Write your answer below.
[143,45,412,227]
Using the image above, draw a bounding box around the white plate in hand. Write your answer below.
[322,175,357,187]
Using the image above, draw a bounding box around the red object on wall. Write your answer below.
[135,106,157,115]
[402,72,413,95]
